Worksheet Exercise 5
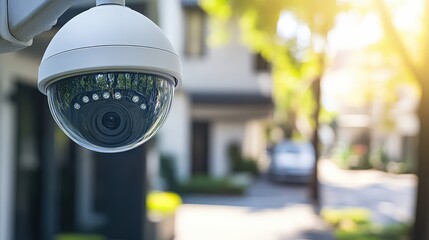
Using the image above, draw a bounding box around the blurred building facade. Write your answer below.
[157,0,273,181]
[0,1,273,239]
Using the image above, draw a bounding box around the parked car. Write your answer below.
[268,140,315,183]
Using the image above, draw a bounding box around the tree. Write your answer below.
[367,0,429,238]
[356,0,429,240]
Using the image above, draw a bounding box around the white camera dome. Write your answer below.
[38,4,182,153]
[38,4,182,92]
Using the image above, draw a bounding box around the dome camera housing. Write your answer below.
[38,3,182,153]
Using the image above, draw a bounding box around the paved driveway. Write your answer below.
[175,179,334,240]
[175,159,416,240]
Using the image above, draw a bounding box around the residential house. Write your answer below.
[157,0,273,181]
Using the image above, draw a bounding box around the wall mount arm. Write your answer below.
[0,0,88,53]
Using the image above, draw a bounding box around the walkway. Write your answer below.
[175,178,334,240]
[320,159,416,225]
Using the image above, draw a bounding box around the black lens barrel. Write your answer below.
[89,102,133,145]
[102,112,121,129]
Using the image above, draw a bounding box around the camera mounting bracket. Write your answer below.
[0,0,90,53]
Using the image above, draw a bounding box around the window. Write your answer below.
[184,7,206,57]
[254,53,271,72]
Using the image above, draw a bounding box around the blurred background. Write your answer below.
[0,0,427,239]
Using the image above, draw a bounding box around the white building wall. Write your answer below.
[157,0,191,181]
[182,41,260,94]
[158,0,261,95]
[157,0,185,55]
[243,120,268,168]
[210,121,245,177]
[157,0,269,179]
[158,90,191,181]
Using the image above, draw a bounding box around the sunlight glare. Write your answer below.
[328,12,382,51]
[277,12,299,40]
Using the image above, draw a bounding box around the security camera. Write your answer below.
[36,2,182,153]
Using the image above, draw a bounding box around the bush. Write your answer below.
[228,144,259,175]
[322,208,372,227]
[179,175,246,195]
[334,144,371,170]
[147,191,182,215]
[335,223,410,240]
[369,147,389,171]
[160,154,179,192]
[233,157,259,175]
[322,208,411,240]
[335,144,416,174]
[56,234,104,240]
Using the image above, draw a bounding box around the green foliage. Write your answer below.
[200,0,339,137]
[160,154,179,192]
[233,157,259,175]
[322,208,411,240]
[335,224,410,240]
[322,208,372,227]
[55,234,104,240]
[369,147,414,174]
[179,175,246,195]
[369,146,389,171]
[334,144,371,170]
[228,143,259,175]
[385,161,414,175]
[200,0,232,20]
[334,143,416,174]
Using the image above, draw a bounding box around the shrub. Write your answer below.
[147,191,182,215]
[336,144,416,174]
[369,147,389,171]
[334,144,371,170]
[160,154,179,192]
[228,144,259,175]
[55,234,104,240]
[322,208,372,227]
[233,157,259,175]
[322,208,411,240]
[179,175,246,195]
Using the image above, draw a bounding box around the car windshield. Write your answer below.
[276,148,299,154]
[273,141,313,154]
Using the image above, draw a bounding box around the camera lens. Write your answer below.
[88,102,133,146]
[102,112,121,130]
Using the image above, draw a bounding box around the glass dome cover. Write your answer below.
[47,72,174,153]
